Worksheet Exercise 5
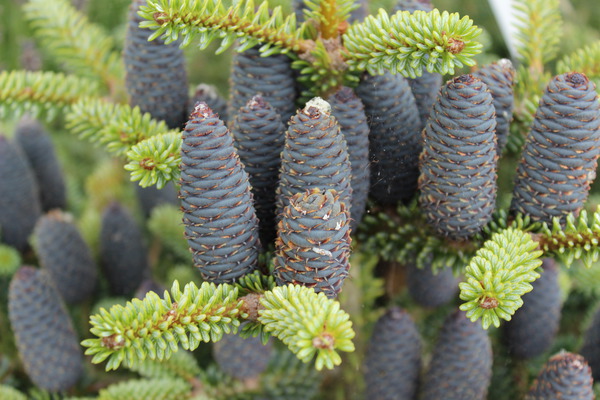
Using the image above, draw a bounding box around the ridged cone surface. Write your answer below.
[180,103,261,283]
[511,72,600,224]
[274,188,351,298]
[392,0,433,13]
[421,310,493,400]
[407,262,459,308]
[34,210,97,304]
[471,59,516,153]
[277,102,353,223]
[503,258,561,359]
[418,74,498,240]
[231,95,286,245]
[363,307,422,400]
[15,117,67,211]
[328,87,370,231]
[189,83,229,123]
[124,0,188,129]
[580,303,600,381]
[8,267,82,392]
[100,201,148,295]
[228,45,296,122]
[525,352,594,400]
[213,332,273,380]
[356,72,422,205]
[0,136,42,251]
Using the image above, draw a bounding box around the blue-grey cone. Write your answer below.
[503,258,561,359]
[274,188,351,299]
[525,352,594,400]
[392,0,433,13]
[511,72,600,225]
[124,0,188,129]
[356,72,422,205]
[189,83,229,123]
[8,266,83,392]
[327,87,370,231]
[228,45,296,123]
[0,136,42,252]
[277,98,353,223]
[213,330,273,380]
[33,210,97,304]
[231,95,286,245]
[407,262,459,308]
[418,74,497,240]
[363,307,422,400]
[471,59,516,153]
[180,103,261,283]
[14,117,67,211]
[421,309,493,400]
[580,303,600,381]
[100,201,149,295]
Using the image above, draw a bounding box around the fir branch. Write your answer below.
[258,284,355,370]
[557,40,600,79]
[459,228,543,329]
[82,281,242,371]
[0,244,21,278]
[302,0,359,39]
[124,131,182,189]
[0,384,27,400]
[147,204,189,261]
[0,71,100,120]
[96,378,191,400]
[23,0,124,96]
[537,208,600,268]
[139,0,310,55]
[128,350,201,382]
[66,98,171,157]
[513,0,562,67]
[342,9,482,78]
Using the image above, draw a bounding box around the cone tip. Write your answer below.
[304,97,331,116]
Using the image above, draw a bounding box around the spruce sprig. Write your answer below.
[557,40,600,80]
[459,228,543,329]
[343,9,482,77]
[124,132,182,188]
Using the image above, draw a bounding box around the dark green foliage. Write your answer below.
[407,262,459,308]
[134,181,179,218]
[123,0,188,129]
[33,210,97,304]
[471,59,516,153]
[189,83,229,123]
[228,45,296,122]
[503,258,561,359]
[363,306,421,400]
[580,302,600,381]
[231,95,286,245]
[274,188,351,299]
[96,378,191,400]
[418,74,497,240]
[213,332,273,380]
[0,136,42,252]
[525,352,594,400]
[276,99,352,219]
[356,71,422,205]
[8,267,82,392]
[511,72,600,224]
[420,310,492,400]
[259,348,321,400]
[14,117,67,211]
[327,86,370,231]
[100,201,148,295]
[180,103,261,283]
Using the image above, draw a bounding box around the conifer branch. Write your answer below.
[513,0,562,67]
[459,228,543,329]
[557,41,600,79]
[96,378,192,400]
[302,0,358,40]
[23,0,124,96]
[343,9,482,78]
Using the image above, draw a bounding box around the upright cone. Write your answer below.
[525,352,594,400]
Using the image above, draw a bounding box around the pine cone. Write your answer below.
[8,266,82,392]
[356,72,422,205]
[580,303,600,381]
[511,72,600,224]
[421,309,493,400]
[363,307,422,400]
[100,201,149,295]
[0,136,42,252]
[213,331,273,380]
[124,0,188,129]
[407,262,459,308]
[328,87,370,231]
[392,0,433,13]
[525,352,594,400]
[228,45,296,122]
[189,83,229,123]
[33,210,97,304]
[277,98,353,223]
[418,74,497,240]
[274,188,351,299]
[14,117,67,211]
[503,258,561,359]
[231,95,286,245]
[471,59,516,153]
[180,103,261,283]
